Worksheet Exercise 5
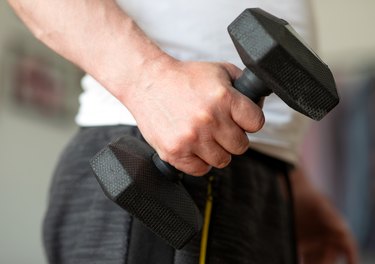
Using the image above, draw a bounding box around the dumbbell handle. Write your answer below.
[153,67,271,179]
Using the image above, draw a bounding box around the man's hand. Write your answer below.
[125,58,264,176]
[8,0,264,176]
[291,168,359,264]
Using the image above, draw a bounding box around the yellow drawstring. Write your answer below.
[199,175,214,264]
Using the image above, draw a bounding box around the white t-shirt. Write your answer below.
[76,0,315,164]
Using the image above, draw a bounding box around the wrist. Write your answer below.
[122,53,178,111]
[88,15,177,107]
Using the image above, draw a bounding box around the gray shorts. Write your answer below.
[43,125,296,264]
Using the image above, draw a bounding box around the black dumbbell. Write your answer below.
[90,8,339,249]
[228,8,338,120]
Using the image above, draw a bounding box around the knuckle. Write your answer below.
[190,165,211,176]
[253,111,265,131]
[163,129,197,156]
[233,139,250,155]
[195,110,215,126]
[238,134,250,153]
[163,140,182,157]
[248,110,265,132]
[176,157,211,176]
[180,127,199,144]
[214,154,232,169]
[232,94,265,132]
[213,87,231,102]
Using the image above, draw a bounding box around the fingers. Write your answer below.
[222,62,265,131]
[168,140,235,176]
[170,154,212,177]
[231,90,265,133]
[159,130,235,176]
[137,61,265,176]
[213,117,250,155]
[193,139,232,169]
[221,62,243,80]
[159,88,262,176]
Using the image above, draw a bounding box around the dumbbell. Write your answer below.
[90,8,339,249]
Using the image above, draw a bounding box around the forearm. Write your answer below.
[8,0,264,175]
[7,0,170,103]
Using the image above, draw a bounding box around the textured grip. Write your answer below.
[233,68,271,103]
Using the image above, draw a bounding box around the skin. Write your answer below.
[7,0,264,176]
[7,1,358,263]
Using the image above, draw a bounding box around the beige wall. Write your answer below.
[0,2,80,264]
[312,0,375,67]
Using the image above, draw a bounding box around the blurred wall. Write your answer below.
[308,1,375,258]
[0,1,81,264]
[312,0,375,67]
[0,1,374,264]
[302,0,375,193]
